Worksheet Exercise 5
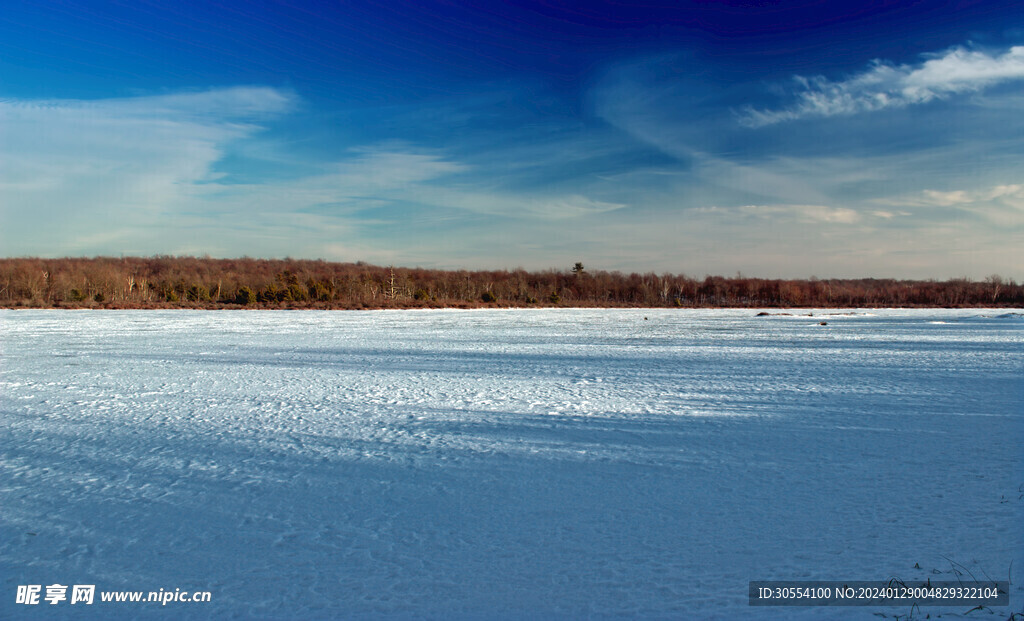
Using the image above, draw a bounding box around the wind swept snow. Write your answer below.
[1,308,1021,619]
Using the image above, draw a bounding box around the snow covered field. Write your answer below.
[2,308,1022,620]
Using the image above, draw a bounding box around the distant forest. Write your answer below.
[1,257,1021,309]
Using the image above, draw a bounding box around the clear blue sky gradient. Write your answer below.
[1,0,1022,277]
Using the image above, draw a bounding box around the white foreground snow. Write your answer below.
[1,308,1022,619]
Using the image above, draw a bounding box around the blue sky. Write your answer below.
[1,0,1022,278]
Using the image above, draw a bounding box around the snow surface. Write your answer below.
[1,308,1022,620]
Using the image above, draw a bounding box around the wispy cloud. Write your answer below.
[741,45,1024,126]
[319,146,469,190]
[880,183,1024,228]
[0,87,298,255]
[179,145,624,224]
[696,204,864,225]
[404,188,626,220]
[740,204,861,224]
[0,88,628,262]
[911,184,1024,208]
[2,67,1019,277]
[2,86,295,121]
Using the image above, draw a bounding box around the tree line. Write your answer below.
[0,256,1020,309]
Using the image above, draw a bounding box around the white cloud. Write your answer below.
[742,204,861,224]
[529,200,1019,279]
[921,184,1024,208]
[325,148,468,188]
[884,183,1023,207]
[0,88,299,255]
[4,86,295,120]
[3,78,1015,277]
[177,147,623,224]
[880,183,1024,228]
[696,204,863,225]
[742,45,1024,126]
[0,88,624,260]
[869,210,905,219]
[405,188,625,219]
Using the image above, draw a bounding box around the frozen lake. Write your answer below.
[2,308,1022,619]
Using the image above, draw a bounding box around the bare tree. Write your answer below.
[986,274,1003,303]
